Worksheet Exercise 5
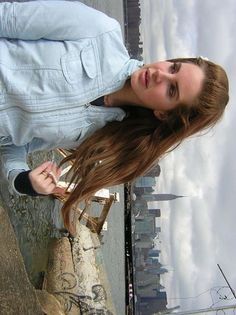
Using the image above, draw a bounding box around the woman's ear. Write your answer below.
[154,110,168,121]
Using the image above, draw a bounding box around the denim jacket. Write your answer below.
[0,1,143,192]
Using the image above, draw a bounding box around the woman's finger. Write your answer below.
[32,161,53,176]
[52,186,67,196]
[55,164,62,178]
[43,163,61,183]
[29,161,62,195]
[38,162,61,185]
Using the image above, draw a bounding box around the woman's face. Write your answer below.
[130,61,205,118]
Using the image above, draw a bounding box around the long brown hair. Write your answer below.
[61,57,229,233]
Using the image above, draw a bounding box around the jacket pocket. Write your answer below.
[71,122,95,143]
[61,43,101,92]
[0,136,13,146]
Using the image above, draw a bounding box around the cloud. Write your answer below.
[140,0,168,61]
[195,0,236,61]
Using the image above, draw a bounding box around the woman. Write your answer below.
[0,1,229,234]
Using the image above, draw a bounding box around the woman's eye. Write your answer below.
[169,84,175,97]
[170,62,179,73]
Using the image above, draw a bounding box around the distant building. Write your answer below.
[135,216,155,235]
[133,198,148,216]
[146,267,168,275]
[135,235,154,249]
[133,198,148,210]
[138,292,167,315]
[136,271,158,288]
[143,193,184,202]
[148,208,161,217]
[155,226,161,234]
[146,257,156,265]
[148,249,161,258]
[135,177,156,188]
[136,271,166,313]
[144,165,161,177]
[145,187,155,193]
[133,186,154,197]
[146,258,161,266]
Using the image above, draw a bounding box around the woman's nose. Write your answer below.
[153,69,173,84]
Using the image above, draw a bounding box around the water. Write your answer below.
[91,185,126,315]
[0,1,126,314]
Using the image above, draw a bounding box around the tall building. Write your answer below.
[148,208,161,217]
[139,292,167,315]
[135,217,155,235]
[155,227,161,234]
[148,249,161,257]
[132,186,154,197]
[135,177,156,188]
[144,164,161,177]
[143,194,184,201]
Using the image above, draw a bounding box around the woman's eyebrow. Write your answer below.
[175,82,180,101]
[175,63,182,101]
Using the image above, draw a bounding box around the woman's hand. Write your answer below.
[28,161,62,195]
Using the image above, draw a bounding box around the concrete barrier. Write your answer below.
[43,224,116,315]
[0,206,43,315]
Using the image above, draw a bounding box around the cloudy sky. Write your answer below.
[140,0,236,313]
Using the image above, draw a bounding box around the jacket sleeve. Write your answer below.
[0,144,30,195]
[0,1,119,40]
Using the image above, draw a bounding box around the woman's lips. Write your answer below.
[145,69,148,88]
[141,69,148,88]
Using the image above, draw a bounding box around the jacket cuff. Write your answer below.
[12,170,40,196]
